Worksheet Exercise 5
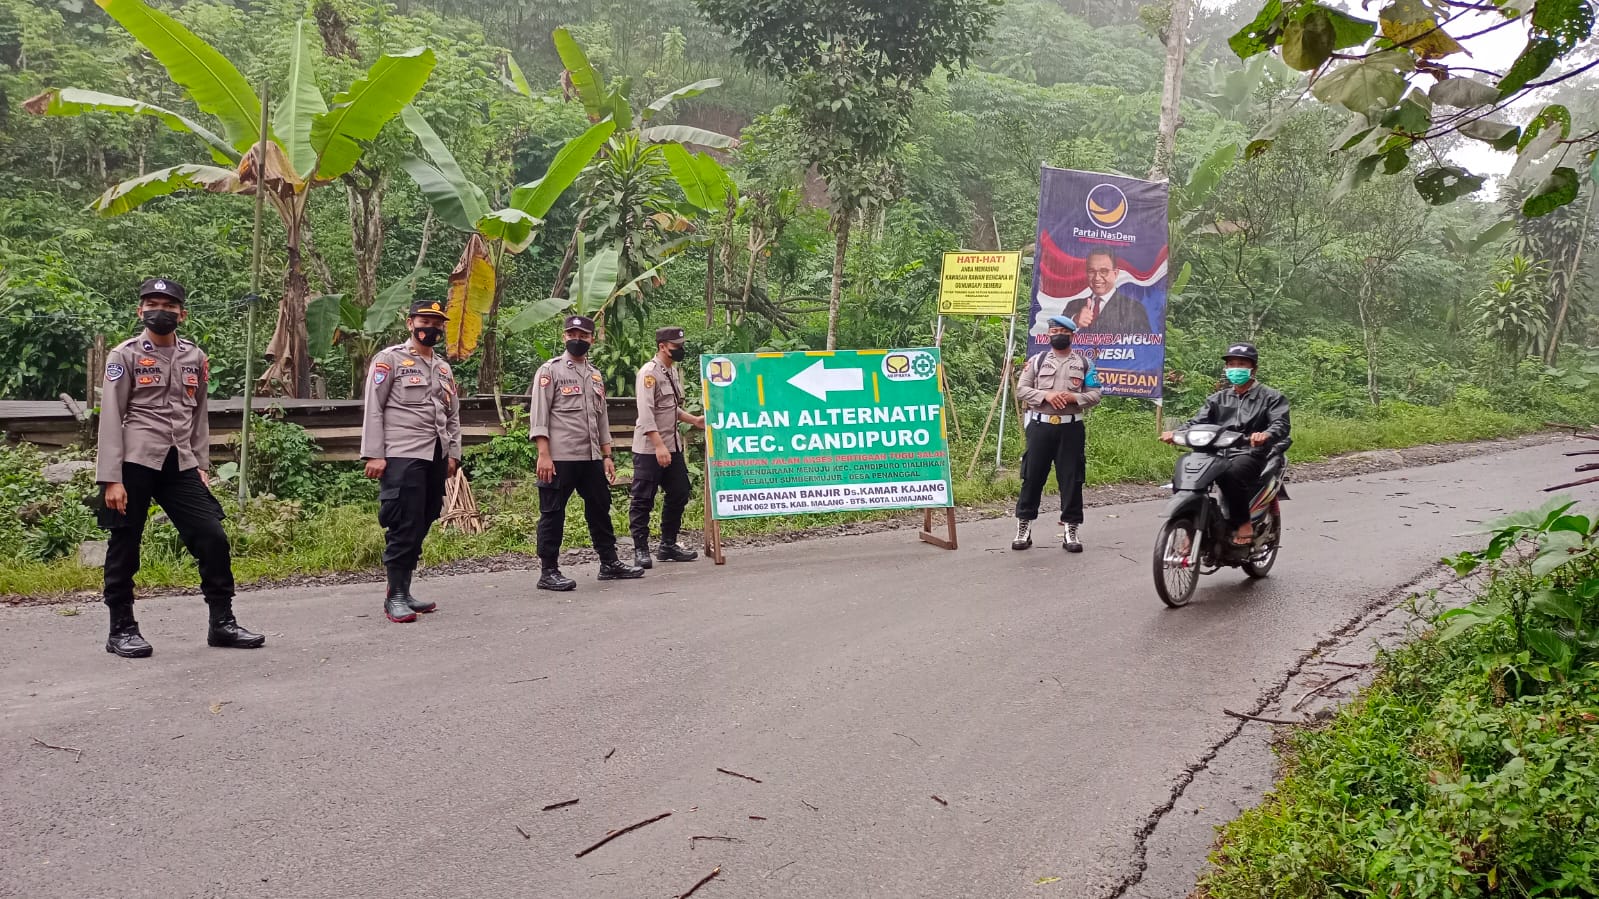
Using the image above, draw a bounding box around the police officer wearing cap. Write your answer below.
[1162,342,1290,546]
[97,278,265,658]
[528,315,645,590]
[360,298,463,623]
[629,326,706,569]
[1013,314,1103,553]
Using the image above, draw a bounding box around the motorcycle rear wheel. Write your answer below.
[1154,517,1200,608]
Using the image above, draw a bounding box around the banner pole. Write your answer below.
[995,312,1018,470]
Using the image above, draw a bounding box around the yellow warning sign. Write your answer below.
[937,251,1021,316]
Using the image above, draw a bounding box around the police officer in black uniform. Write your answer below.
[96,278,265,658]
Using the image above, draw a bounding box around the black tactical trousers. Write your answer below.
[379,442,449,574]
[1215,453,1267,527]
[629,450,691,549]
[1014,419,1086,525]
[102,448,234,616]
[537,460,618,566]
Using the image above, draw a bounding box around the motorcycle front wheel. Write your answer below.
[1154,517,1200,608]
[1244,510,1280,579]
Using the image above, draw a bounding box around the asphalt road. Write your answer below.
[0,440,1575,899]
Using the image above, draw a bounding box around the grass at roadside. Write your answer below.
[1199,504,1599,899]
[0,399,1567,599]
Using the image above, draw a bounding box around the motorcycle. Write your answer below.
[1152,425,1288,608]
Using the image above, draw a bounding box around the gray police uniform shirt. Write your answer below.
[359,343,463,462]
[528,353,611,462]
[96,334,211,483]
[1017,350,1104,418]
[632,358,684,454]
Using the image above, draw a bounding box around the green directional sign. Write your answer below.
[701,349,954,520]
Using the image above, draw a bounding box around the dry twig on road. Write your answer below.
[690,835,741,849]
[574,811,672,858]
[514,825,530,840]
[31,737,83,762]
[1223,708,1307,726]
[543,799,579,811]
[1292,672,1362,711]
[930,795,949,807]
[675,866,721,898]
[716,767,763,783]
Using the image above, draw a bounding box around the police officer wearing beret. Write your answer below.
[360,298,463,623]
[1013,315,1103,553]
[97,278,265,658]
[528,315,644,591]
[628,326,706,569]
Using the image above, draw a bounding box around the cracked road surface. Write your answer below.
[0,440,1574,899]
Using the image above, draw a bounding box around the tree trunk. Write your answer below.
[346,173,386,310]
[480,244,508,395]
[1357,265,1380,407]
[703,244,717,328]
[1148,0,1192,182]
[826,212,851,351]
[263,207,312,399]
[1544,187,1595,366]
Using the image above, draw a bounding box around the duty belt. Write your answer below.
[1026,412,1083,425]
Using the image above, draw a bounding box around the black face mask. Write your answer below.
[1050,333,1073,350]
[142,309,180,336]
[413,326,444,347]
[566,338,592,358]
[668,346,686,362]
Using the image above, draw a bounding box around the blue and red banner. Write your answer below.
[1028,166,1169,399]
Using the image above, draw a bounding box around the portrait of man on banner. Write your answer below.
[1027,167,1170,400]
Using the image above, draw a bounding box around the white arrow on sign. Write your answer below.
[787,358,864,401]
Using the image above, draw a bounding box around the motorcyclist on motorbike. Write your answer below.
[1160,342,1290,546]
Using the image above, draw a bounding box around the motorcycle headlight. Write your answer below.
[1172,431,1190,446]
[1188,430,1216,447]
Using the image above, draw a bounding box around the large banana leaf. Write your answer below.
[399,105,488,231]
[661,144,730,211]
[25,88,238,164]
[642,78,722,122]
[641,124,739,150]
[552,28,605,120]
[476,209,542,254]
[508,120,616,218]
[364,266,426,334]
[310,48,436,183]
[504,296,569,334]
[571,239,622,317]
[92,164,241,216]
[505,54,534,99]
[273,20,327,180]
[306,293,344,353]
[443,234,496,360]
[95,0,262,153]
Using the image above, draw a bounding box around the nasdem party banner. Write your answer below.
[1027,166,1169,399]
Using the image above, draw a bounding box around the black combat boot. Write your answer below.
[538,567,577,591]
[106,604,153,658]
[597,558,645,581]
[207,603,267,648]
[384,571,418,623]
[396,569,436,614]
[655,543,698,563]
[633,547,654,570]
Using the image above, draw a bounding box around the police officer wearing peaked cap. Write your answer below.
[528,314,644,590]
[361,297,463,623]
[97,277,265,658]
[1013,314,1103,553]
[629,326,706,570]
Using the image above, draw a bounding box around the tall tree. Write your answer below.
[693,0,1002,348]
[1149,0,1192,182]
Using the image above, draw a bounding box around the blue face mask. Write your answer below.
[1225,367,1253,386]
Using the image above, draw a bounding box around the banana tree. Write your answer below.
[399,106,616,392]
[504,233,672,342]
[26,0,434,398]
[529,30,738,331]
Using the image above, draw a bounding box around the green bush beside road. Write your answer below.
[1202,503,1599,899]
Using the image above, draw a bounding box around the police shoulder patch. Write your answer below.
[373,370,388,386]
[644,375,657,389]
[105,362,125,382]
[538,375,552,387]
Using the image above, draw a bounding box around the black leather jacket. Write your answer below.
[1183,382,1291,456]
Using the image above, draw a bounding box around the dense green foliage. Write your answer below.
[1204,503,1599,898]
